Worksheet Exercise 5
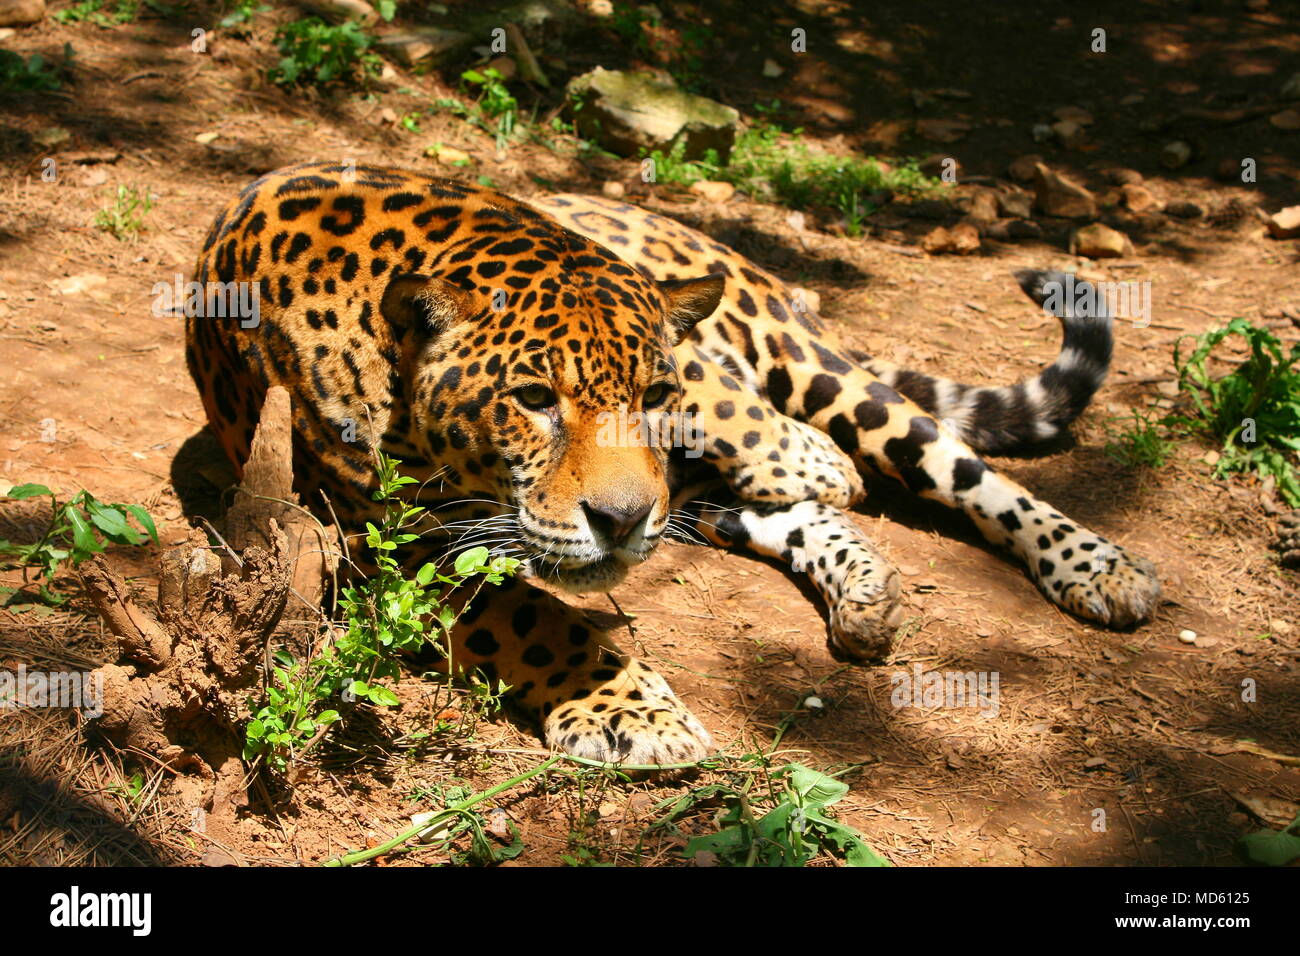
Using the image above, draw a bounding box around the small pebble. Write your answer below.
[1178,629,1197,644]
[802,695,824,711]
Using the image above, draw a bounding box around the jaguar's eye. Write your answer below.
[641,382,673,410]
[514,383,558,411]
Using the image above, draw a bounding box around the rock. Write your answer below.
[1032,163,1098,219]
[1283,73,1300,100]
[1007,154,1044,183]
[33,127,70,148]
[921,222,980,254]
[376,106,398,126]
[579,0,613,14]
[906,198,953,220]
[1051,119,1087,149]
[1121,183,1159,213]
[601,180,625,199]
[486,55,518,81]
[430,145,471,166]
[1161,140,1193,169]
[1216,157,1245,181]
[1031,123,1055,143]
[916,118,971,143]
[918,154,957,179]
[1164,200,1204,220]
[0,0,44,27]
[375,27,474,67]
[1263,205,1300,239]
[565,68,739,162]
[1269,109,1300,130]
[1178,629,1197,644]
[689,180,735,203]
[51,273,107,295]
[1053,105,1094,125]
[761,58,784,78]
[996,189,1032,219]
[1107,167,1143,186]
[1005,219,1043,240]
[1070,223,1133,258]
[298,0,376,25]
[963,188,999,223]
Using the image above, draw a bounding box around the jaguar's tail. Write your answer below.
[849,269,1113,455]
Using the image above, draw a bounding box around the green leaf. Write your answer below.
[367,685,400,706]
[785,763,848,809]
[6,483,53,500]
[1239,819,1300,866]
[124,504,158,543]
[66,508,103,556]
[87,503,139,544]
[455,546,490,575]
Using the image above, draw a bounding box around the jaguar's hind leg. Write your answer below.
[675,493,903,662]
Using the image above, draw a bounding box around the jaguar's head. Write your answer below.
[383,246,723,593]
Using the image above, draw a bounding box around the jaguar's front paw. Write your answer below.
[1039,538,1161,628]
[827,570,904,663]
[543,659,714,764]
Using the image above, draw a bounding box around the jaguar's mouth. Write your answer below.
[528,553,631,593]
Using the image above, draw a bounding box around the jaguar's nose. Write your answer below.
[581,499,653,548]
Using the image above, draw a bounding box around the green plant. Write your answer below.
[94,184,154,240]
[242,452,518,773]
[1171,318,1300,506]
[53,0,138,26]
[269,17,381,88]
[650,754,888,867]
[0,48,68,92]
[1105,408,1176,469]
[0,483,157,605]
[644,118,936,222]
[219,0,268,28]
[460,67,518,149]
[1239,810,1300,866]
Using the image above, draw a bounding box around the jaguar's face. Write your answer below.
[385,263,723,593]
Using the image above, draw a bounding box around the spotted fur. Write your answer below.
[186,162,1160,763]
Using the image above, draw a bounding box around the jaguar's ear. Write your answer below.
[381,274,474,338]
[658,273,725,342]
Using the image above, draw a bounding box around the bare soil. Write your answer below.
[1,0,1298,866]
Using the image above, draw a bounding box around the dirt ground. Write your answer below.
[1,0,1298,866]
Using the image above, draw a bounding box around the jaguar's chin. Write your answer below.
[530,554,632,594]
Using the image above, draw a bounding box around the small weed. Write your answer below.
[1105,408,1177,469]
[460,67,518,149]
[243,452,518,773]
[218,0,268,29]
[644,115,935,224]
[1171,318,1300,505]
[269,17,381,88]
[53,0,138,26]
[0,482,157,605]
[0,47,70,92]
[94,184,153,240]
[651,755,889,867]
[1239,810,1300,866]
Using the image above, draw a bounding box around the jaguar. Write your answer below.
[187,161,1161,763]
